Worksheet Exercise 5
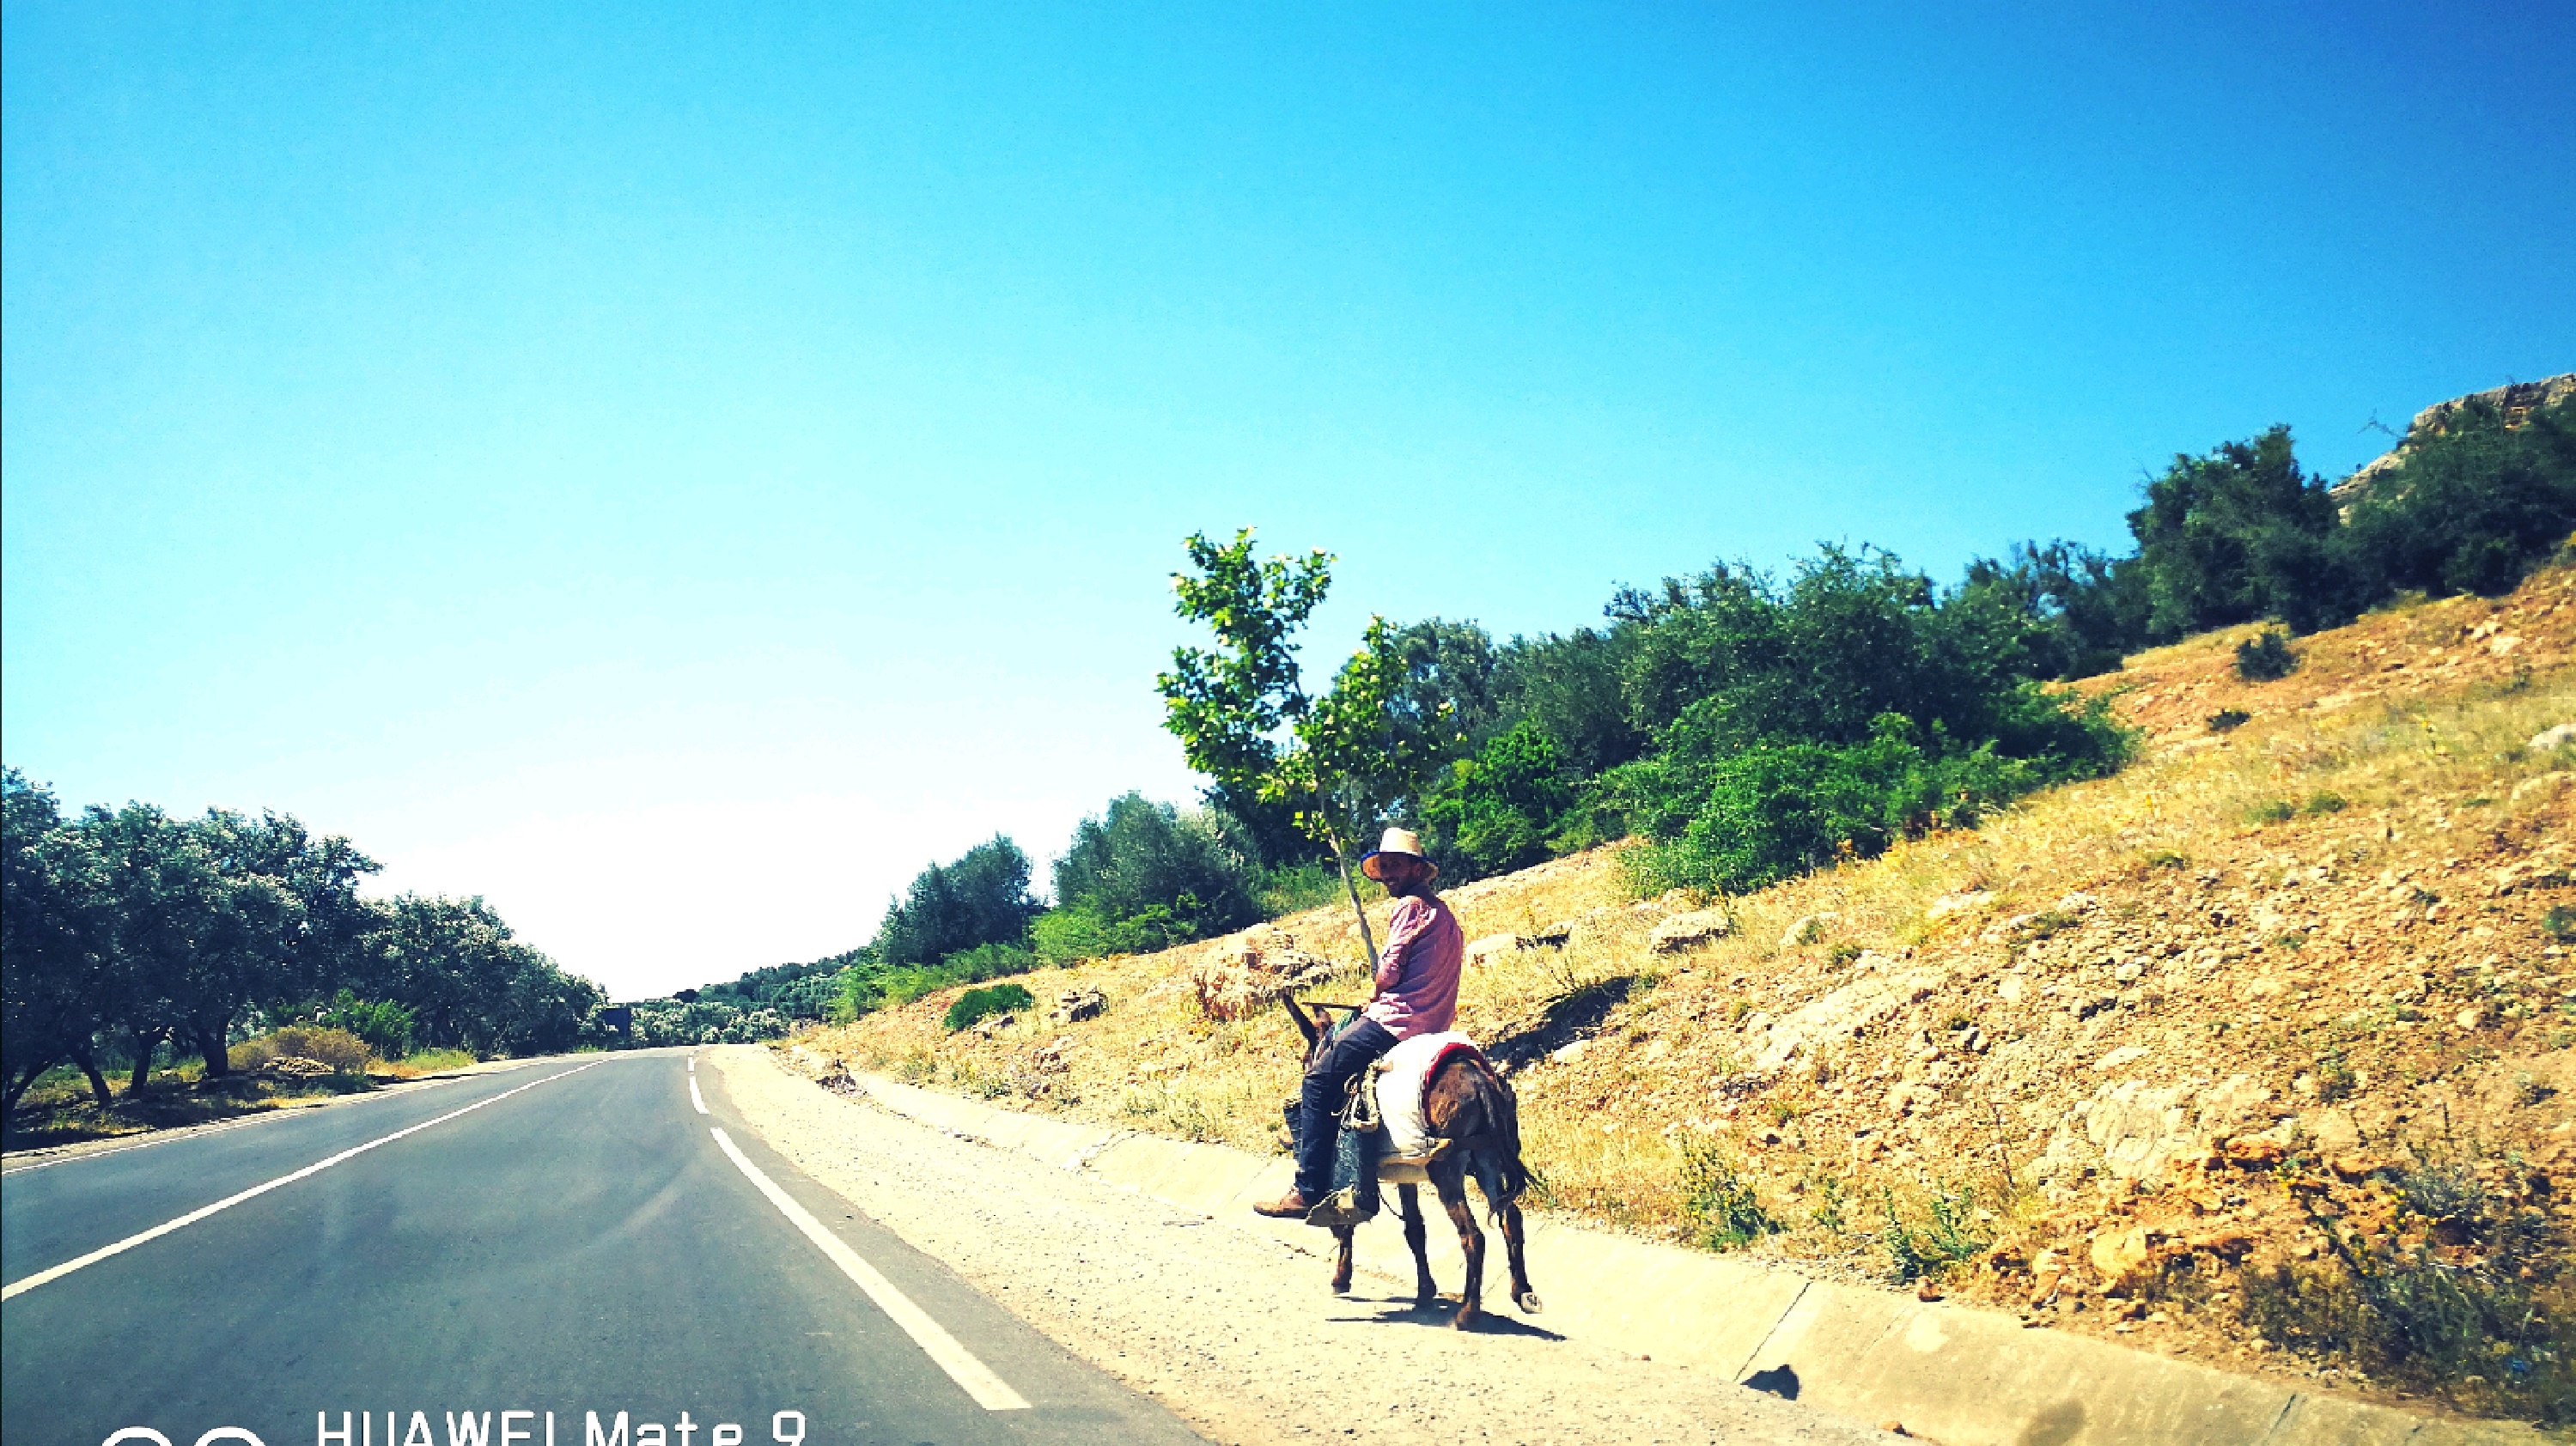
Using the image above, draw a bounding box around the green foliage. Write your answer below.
[1881,1183,1991,1282]
[1251,860,1345,918]
[2342,396,2576,598]
[1956,540,2147,681]
[2243,1152,2573,1422]
[2130,427,2357,639]
[1050,793,1258,951]
[1157,529,1455,962]
[1420,723,1577,880]
[1588,548,2131,896]
[2544,906,2576,945]
[873,835,1042,969]
[624,997,790,1047]
[944,982,1035,1032]
[830,936,1040,1022]
[5,763,608,1115]
[1676,1135,1780,1250]
[1488,627,1648,777]
[291,988,415,1058]
[2236,629,2299,681]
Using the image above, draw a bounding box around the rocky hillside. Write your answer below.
[797,561,2576,1425]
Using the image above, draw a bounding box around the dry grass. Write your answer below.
[795,563,2576,1420]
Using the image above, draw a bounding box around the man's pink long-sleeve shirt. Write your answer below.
[1362,893,1465,1040]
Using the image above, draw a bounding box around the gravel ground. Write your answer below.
[706,1044,1888,1446]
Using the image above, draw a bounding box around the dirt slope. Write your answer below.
[803,563,2576,1423]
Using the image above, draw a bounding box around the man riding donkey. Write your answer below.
[1255,826,1462,1223]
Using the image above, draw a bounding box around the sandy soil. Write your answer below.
[704,1043,1889,1446]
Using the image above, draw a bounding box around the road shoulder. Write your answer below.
[705,1042,1888,1446]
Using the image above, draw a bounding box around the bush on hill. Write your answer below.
[1049,793,1258,951]
[2342,395,2576,598]
[942,982,1033,1033]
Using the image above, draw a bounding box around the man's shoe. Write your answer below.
[1251,1189,1312,1218]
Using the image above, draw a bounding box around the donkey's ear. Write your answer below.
[1281,993,1321,1048]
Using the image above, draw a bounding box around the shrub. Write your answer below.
[2545,906,2576,945]
[1419,723,1577,880]
[1050,793,1259,947]
[874,836,1043,970]
[2128,428,2358,640]
[2236,629,2299,681]
[1881,1183,1989,1282]
[2207,708,2251,732]
[1623,702,2128,896]
[940,941,1038,982]
[308,990,415,1058]
[2236,1142,2576,1421]
[944,982,1034,1033]
[1677,1135,1779,1249]
[2341,395,2576,599]
[231,1024,374,1076]
[1252,860,1344,918]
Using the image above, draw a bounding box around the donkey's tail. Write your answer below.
[1476,1055,1532,1206]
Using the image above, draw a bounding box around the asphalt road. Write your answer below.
[3,1051,1203,1446]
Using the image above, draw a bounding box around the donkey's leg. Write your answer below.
[1331,1224,1355,1295]
[1397,1183,1436,1306]
[1497,1193,1541,1314]
[1432,1161,1485,1329]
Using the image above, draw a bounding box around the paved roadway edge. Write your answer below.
[738,1047,2532,1446]
[2,1061,606,1300]
[1,1058,560,1176]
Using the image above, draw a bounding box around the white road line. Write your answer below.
[1,1061,606,1302]
[709,1127,1030,1412]
[689,1076,709,1114]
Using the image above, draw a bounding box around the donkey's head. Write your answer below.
[1280,993,1333,1069]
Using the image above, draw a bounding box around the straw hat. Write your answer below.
[1359,827,1438,882]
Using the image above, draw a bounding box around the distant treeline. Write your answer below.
[3,770,606,1110]
[718,392,2576,1018]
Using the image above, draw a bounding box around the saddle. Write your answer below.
[1293,1029,1489,1225]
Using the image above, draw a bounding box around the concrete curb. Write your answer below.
[832,1067,2533,1446]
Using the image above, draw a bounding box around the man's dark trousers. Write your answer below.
[1294,1017,1398,1201]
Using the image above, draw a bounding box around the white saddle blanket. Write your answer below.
[1374,1030,1478,1157]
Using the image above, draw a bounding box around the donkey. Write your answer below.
[1282,995,1542,1328]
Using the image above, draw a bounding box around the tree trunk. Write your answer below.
[195,1024,230,1077]
[75,1048,113,1107]
[1328,831,1381,973]
[4,1060,59,1115]
[129,1029,165,1093]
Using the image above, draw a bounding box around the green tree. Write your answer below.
[2128,426,2356,638]
[874,835,1042,969]
[1157,529,1454,967]
[1487,626,1648,778]
[1050,792,1258,951]
[1419,723,1577,879]
[2342,395,2576,598]
[3,769,117,1109]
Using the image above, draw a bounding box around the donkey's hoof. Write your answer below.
[1450,1307,1479,1331]
[1516,1291,1544,1315]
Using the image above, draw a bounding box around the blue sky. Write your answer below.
[5,2,2570,997]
